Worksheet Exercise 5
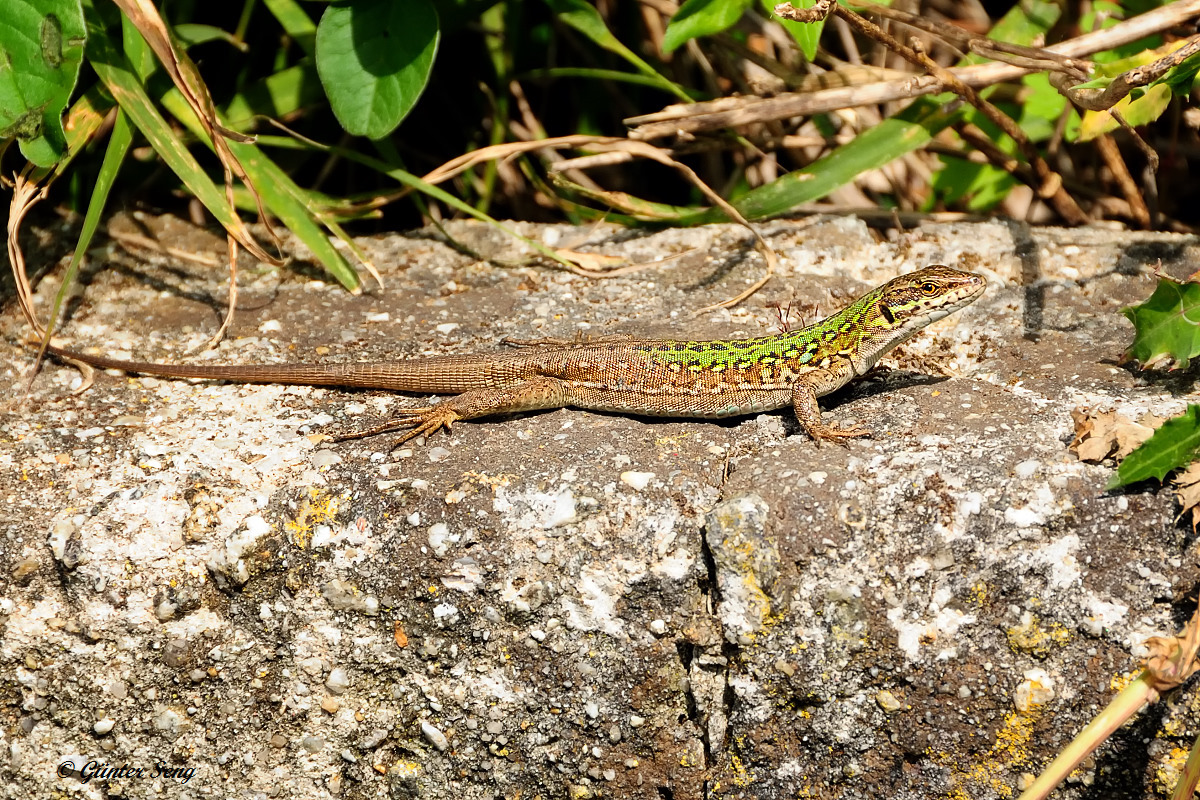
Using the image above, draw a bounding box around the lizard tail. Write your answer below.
[42,345,542,394]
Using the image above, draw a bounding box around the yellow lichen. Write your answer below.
[938,709,1038,799]
[1006,613,1071,657]
[1109,670,1139,693]
[283,488,339,549]
[1153,746,1190,795]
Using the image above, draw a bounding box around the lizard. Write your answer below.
[34,264,986,447]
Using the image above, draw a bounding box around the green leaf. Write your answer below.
[0,0,86,166]
[159,86,362,291]
[84,7,295,280]
[763,0,823,62]
[931,156,1016,212]
[42,108,132,345]
[1019,72,1073,142]
[262,0,318,55]
[1109,406,1200,489]
[701,0,1058,221]
[543,0,692,102]
[1121,276,1200,370]
[1082,0,1161,63]
[662,0,752,54]
[224,64,326,129]
[1078,82,1171,141]
[1157,50,1200,96]
[171,23,248,51]
[683,96,960,223]
[315,0,440,139]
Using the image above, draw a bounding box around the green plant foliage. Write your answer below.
[930,157,1016,213]
[1078,82,1172,141]
[764,0,821,61]
[1077,41,1200,141]
[0,0,86,166]
[544,0,692,101]
[662,0,752,54]
[1121,276,1200,370]
[315,0,440,139]
[1081,0,1163,64]
[1109,405,1200,488]
[685,96,959,223]
[1018,72,1076,142]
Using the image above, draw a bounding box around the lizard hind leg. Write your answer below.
[332,377,573,448]
[330,404,460,447]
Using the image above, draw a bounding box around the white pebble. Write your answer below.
[325,667,350,694]
[619,471,655,491]
[421,721,449,752]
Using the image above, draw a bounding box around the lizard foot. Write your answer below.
[331,405,462,447]
[806,423,872,448]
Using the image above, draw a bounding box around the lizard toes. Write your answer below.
[390,406,461,448]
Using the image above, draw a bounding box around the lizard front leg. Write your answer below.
[334,377,572,447]
[791,379,871,447]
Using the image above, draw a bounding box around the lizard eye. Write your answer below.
[920,281,938,295]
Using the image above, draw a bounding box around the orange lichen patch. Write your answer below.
[1109,670,1140,693]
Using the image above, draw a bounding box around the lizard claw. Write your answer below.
[331,404,462,448]
[806,423,872,447]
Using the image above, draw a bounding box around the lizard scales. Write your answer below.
[40,265,985,445]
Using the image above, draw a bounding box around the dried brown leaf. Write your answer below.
[1172,462,1200,531]
[1142,606,1200,700]
[1070,406,1159,462]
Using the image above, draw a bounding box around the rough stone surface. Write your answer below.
[0,214,1194,799]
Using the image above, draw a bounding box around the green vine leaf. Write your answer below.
[315,0,439,139]
[1109,406,1200,489]
[0,0,86,166]
[1121,276,1200,370]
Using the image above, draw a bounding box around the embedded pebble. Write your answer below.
[876,690,903,713]
[619,471,655,490]
[421,721,449,752]
[321,580,379,614]
[428,523,455,557]
[325,667,350,694]
[311,450,341,469]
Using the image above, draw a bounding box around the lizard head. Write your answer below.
[872,264,986,335]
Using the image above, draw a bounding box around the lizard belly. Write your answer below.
[541,342,802,418]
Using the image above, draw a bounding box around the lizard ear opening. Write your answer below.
[879,304,895,325]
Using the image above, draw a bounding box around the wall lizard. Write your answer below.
[37,265,985,446]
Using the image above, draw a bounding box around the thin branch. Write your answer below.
[629,0,1200,140]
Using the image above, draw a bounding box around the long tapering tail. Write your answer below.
[42,344,542,394]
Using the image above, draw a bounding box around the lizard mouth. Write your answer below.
[936,280,986,317]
